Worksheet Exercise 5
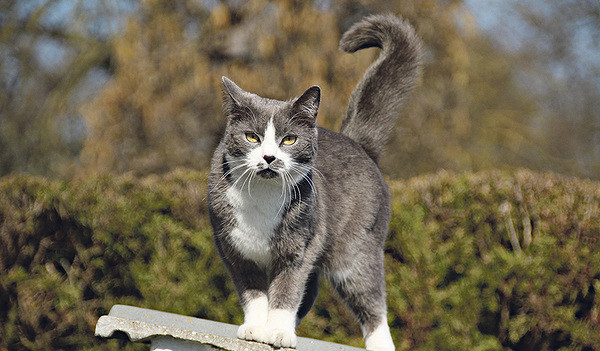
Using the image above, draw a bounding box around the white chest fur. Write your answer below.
[226,179,290,269]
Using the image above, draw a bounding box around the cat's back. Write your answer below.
[315,127,388,202]
[316,127,383,177]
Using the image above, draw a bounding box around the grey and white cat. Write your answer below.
[207,14,421,351]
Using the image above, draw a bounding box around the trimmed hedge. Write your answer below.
[384,170,600,351]
[0,170,236,350]
[1,169,599,350]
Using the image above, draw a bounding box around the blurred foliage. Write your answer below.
[513,0,600,178]
[1,169,599,350]
[385,170,600,350]
[465,0,600,178]
[0,0,122,176]
[0,169,236,350]
[77,0,543,177]
[1,0,598,179]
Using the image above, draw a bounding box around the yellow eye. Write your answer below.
[245,132,260,143]
[282,135,297,145]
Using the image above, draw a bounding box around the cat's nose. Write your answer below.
[263,155,276,164]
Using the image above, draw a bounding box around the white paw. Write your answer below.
[262,309,297,348]
[365,318,395,351]
[237,323,265,342]
[238,295,268,342]
[264,327,297,348]
[365,341,395,351]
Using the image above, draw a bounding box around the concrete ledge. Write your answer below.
[95,305,364,351]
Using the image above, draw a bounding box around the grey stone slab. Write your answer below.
[150,336,215,351]
[95,304,365,351]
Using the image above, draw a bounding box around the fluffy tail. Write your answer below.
[339,14,422,163]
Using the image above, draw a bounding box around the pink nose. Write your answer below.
[263,155,276,164]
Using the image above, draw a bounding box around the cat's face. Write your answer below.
[221,77,320,184]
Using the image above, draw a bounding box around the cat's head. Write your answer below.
[221,76,320,182]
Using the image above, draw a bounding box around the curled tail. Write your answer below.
[339,14,422,163]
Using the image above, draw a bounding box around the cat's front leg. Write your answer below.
[216,245,270,344]
[263,308,298,347]
[239,288,299,348]
[238,285,299,347]
[261,255,313,348]
[237,291,269,342]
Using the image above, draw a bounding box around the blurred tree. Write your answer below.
[78,0,550,178]
[516,0,600,178]
[80,0,351,174]
[0,0,132,177]
[2,0,598,179]
[78,0,526,176]
[80,0,218,174]
[467,0,600,178]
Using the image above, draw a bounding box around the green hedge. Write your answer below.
[1,169,599,350]
[384,170,600,351]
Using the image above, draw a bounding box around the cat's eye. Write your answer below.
[245,132,260,143]
[282,135,297,145]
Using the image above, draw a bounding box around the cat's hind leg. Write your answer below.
[328,257,395,351]
[296,269,320,324]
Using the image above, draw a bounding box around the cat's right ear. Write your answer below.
[222,76,244,115]
[292,85,321,126]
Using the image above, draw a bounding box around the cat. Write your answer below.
[207,14,421,351]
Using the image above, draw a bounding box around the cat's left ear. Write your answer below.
[222,76,246,116]
[292,86,320,125]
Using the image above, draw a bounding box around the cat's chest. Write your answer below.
[226,183,289,268]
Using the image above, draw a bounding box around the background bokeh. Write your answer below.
[1,0,598,179]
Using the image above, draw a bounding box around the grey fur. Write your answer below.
[207,14,421,350]
[340,14,422,163]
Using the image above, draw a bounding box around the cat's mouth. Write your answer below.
[257,169,279,179]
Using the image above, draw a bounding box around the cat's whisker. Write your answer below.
[231,167,253,191]
[213,158,245,180]
[285,171,295,195]
[241,170,252,196]
[219,162,246,184]
[292,171,303,201]
[293,162,324,182]
[246,170,256,199]
[276,170,296,217]
[289,164,317,198]
[238,162,255,192]
[245,167,259,195]
[278,172,287,200]
[276,176,287,217]
[283,170,299,202]
[205,160,248,199]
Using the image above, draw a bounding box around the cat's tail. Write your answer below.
[339,14,422,164]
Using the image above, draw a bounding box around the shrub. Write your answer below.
[0,170,237,350]
[0,169,598,350]
[383,170,600,351]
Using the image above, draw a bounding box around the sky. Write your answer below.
[464,0,599,68]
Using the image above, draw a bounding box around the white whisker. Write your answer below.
[246,169,257,199]
[231,167,253,191]
[276,169,298,217]
[241,168,255,196]
[289,163,318,198]
[205,158,248,199]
